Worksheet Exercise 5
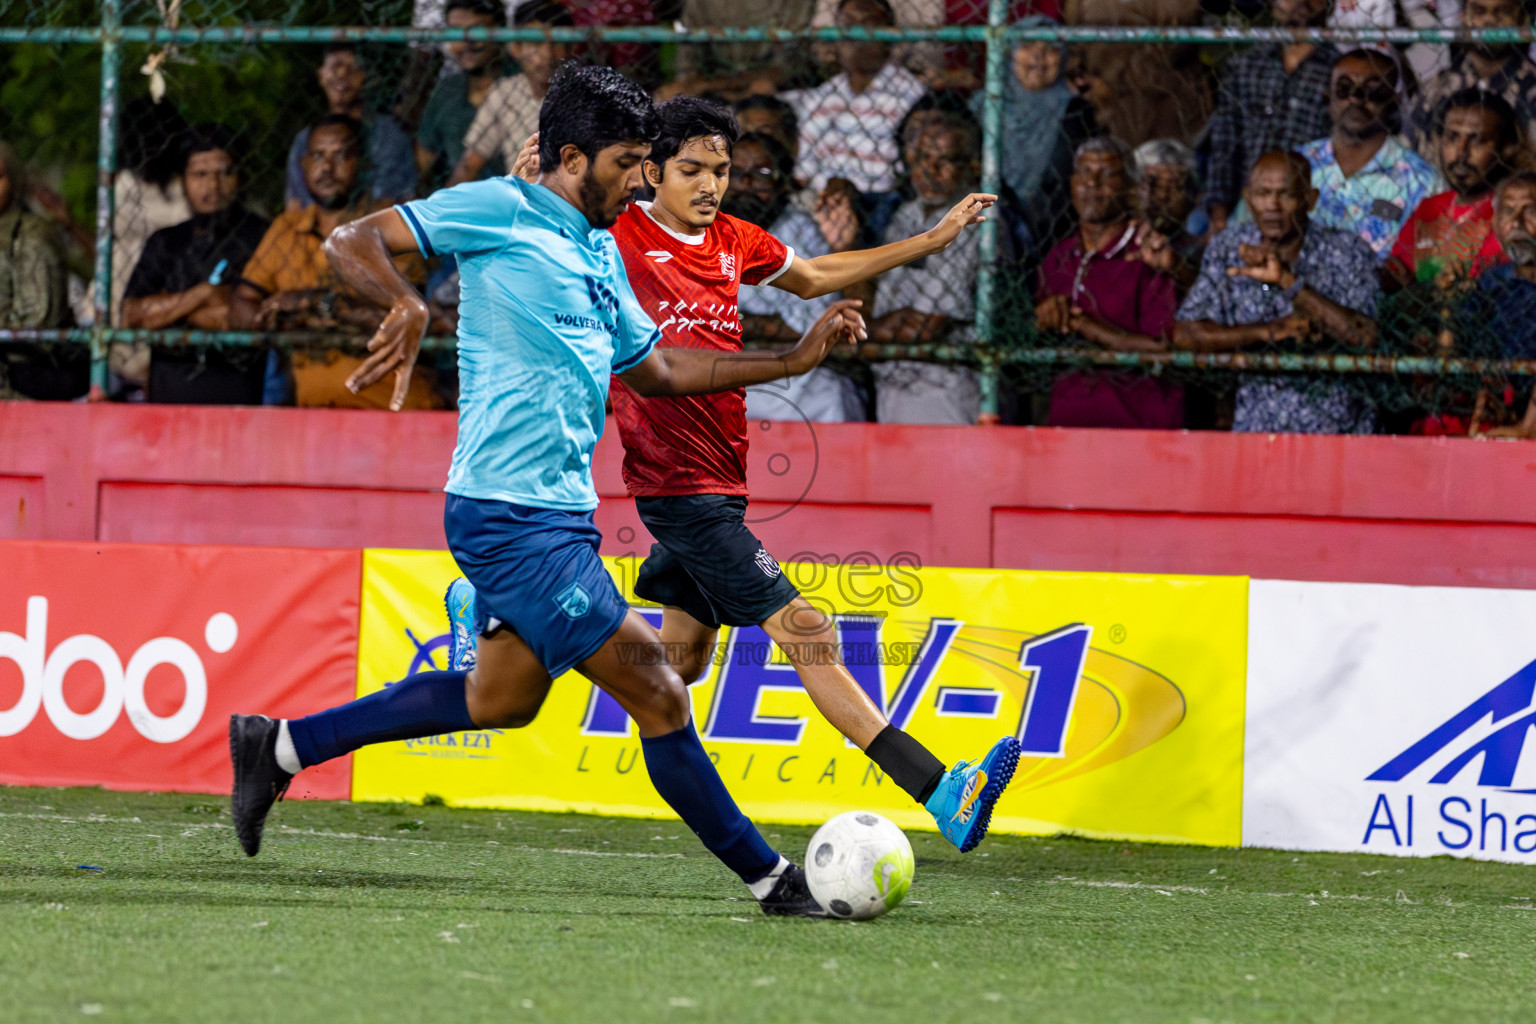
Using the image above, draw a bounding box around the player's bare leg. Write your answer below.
[578,610,694,735]
[761,596,886,749]
[584,590,1019,853]
[658,606,720,686]
[658,599,889,748]
[655,598,885,748]
[761,595,1021,853]
[464,628,553,728]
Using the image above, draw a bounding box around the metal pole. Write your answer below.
[89,0,122,400]
[8,326,1535,376]
[973,0,1008,425]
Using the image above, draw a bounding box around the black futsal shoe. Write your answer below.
[229,714,293,857]
[758,863,827,918]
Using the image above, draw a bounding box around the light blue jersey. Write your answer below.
[398,177,659,510]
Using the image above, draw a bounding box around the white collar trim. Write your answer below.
[638,201,705,245]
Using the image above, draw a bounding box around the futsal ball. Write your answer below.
[804,811,914,920]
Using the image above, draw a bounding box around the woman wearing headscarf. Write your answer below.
[972,18,1098,253]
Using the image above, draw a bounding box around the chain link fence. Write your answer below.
[2,2,1535,429]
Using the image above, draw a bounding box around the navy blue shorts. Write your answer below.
[633,495,800,630]
[444,494,629,678]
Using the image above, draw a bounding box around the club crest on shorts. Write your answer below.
[753,548,781,578]
[554,581,592,620]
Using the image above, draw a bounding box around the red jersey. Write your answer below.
[608,202,793,496]
[1389,190,1504,283]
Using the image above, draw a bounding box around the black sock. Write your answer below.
[865,725,946,805]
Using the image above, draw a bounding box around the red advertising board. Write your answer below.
[0,541,360,799]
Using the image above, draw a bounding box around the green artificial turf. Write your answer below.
[1,786,1533,1024]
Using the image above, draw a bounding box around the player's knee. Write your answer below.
[772,603,840,666]
[468,700,537,730]
[465,675,545,730]
[779,597,837,643]
[486,707,539,729]
[657,674,691,731]
[638,667,691,732]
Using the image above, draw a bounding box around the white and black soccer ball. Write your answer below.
[804,811,915,920]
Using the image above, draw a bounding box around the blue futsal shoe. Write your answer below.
[444,577,480,672]
[924,737,1022,853]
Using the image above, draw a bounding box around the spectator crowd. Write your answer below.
[4,0,1536,436]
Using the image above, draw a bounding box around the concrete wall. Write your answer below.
[5,403,1532,588]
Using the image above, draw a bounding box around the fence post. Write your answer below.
[973,0,1008,425]
[89,0,121,400]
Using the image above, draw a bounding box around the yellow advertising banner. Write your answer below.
[351,550,1247,846]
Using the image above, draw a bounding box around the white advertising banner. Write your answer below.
[1245,579,1536,864]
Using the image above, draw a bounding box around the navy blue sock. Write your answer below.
[640,720,779,883]
[288,670,475,768]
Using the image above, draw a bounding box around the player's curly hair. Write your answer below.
[538,63,659,173]
[646,97,741,181]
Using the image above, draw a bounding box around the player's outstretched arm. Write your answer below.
[772,192,997,300]
[621,300,865,397]
[323,209,430,411]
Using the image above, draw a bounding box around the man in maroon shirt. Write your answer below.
[1036,136,1181,428]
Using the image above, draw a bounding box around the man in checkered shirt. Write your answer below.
[1205,0,1337,233]
[784,0,926,238]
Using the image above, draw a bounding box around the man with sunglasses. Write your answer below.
[1297,49,1445,262]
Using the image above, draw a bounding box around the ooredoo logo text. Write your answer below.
[0,597,237,743]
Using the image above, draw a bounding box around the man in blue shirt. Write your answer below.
[228,65,863,917]
[1174,150,1381,434]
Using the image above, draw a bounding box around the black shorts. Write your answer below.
[633,494,800,630]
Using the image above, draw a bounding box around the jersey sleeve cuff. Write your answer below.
[757,245,796,287]
[611,331,659,375]
[397,203,435,258]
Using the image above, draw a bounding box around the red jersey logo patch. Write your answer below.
[718,252,736,281]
